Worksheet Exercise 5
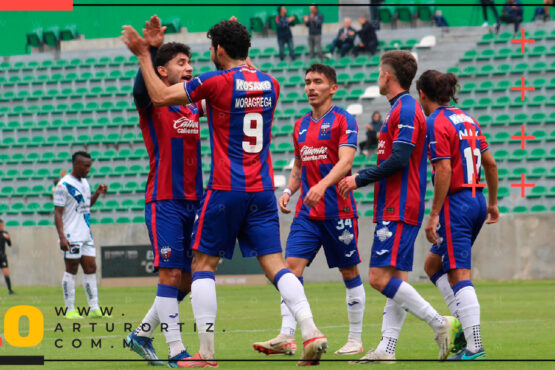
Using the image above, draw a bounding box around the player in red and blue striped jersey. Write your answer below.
[417,70,499,361]
[123,19,327,367]
[339,51,457,363]
[124,16,201,367]
[253,64,365,357]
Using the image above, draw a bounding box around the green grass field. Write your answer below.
[1,280,554,369]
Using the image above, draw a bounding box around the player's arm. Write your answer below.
[279,158,302,214]
[338,142,414,197]
[481,150,500,224]
[425,159,451,244]
[122,25,190,107]
[305,146,356,207]
[54,206,70,252]
[91,184,108,207]
[3,232,11,246]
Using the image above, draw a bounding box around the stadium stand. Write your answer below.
[0,11,553,225]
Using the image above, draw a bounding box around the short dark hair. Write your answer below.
[416,69,459,104]
[207,20,251,60]
[154,42,191,69]
[380,50,418,90]
[305,63,337,84]
[72,151,91,164]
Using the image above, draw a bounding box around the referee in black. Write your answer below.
[0,219,14,295]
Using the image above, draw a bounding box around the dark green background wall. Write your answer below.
[0,0,544,56]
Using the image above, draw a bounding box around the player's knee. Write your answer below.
[369,270,386,291]
[83,264,96,274]
[339,266,359,281]
[159,268,182,286]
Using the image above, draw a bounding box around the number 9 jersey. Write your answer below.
[427,106,489,194]
[185,65,279,192]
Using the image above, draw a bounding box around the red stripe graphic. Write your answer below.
[1,0,72,10]
[192,190,212,251]
[390,222,404,267]
[443,199,456,269]
[151,202,159,267]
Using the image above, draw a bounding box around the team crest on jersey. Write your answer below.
[376,226,392,242]
[320,122,331,134]
[338,229,354,245]
[160,246,172,262]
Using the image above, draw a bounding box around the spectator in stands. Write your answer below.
[497,0,523,34]
[276,6,296,61]
[544,0,554,21]
[0,219,15,295]
[480,0,500,28]
[304,5,324,60]
[353,16,378,57]
[370,0,384,30]
[329,18,356,57]
[433,10,449,28]
[361,111,382,156]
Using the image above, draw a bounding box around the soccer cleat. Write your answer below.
[125,332,164,366]
[65,309,83,320]
[334,338,363,355]
[435,316,458,360]
[168,349,192,368]
[88,309,112,319]
[252,334,297,355]
[349,349,395,364]
[176,352,218,368]
[448,348,485,361]
[297,331,328,366]
[451,319,467,354]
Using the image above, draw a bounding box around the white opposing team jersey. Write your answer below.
[53,174,93,242]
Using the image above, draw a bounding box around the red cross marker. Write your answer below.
[462,173,486,198]
[461,127,485,152]
[510,29,535,53]
[510,125,535,150]
[511,173,535,198]
[511,76,535,101]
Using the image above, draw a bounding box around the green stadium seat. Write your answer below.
[509,167,528,180]
[476,48,495,61]
[23,202,41,215]
[8,203,25,215]
[100,217,115,224]
[491,131,510,144]
[460,98,476,110]
[510,113,527,125]
[273,159,289,171]
[460,50,477,62]
[37,219,52,226]
[274,142,294,154]
[492,96,510,110]
[509,149,527,162]
[493,149,509,161]
[527,186,547,199]
[497,186,509,199]
[528,148,547,161]
[548,130,555,142]
[461,82,477,93]
[530,61,547,74]
[529,167,547,179]
[122,181,140,193]
[476,80,494,92]
[162,17,181,33]
[363,209,374,218]
[511,63,528,74]
[497,168,509,180]
[512,206,527,213]
[530,205,547,213]
[529,112,546,125]
[459,66,477,77]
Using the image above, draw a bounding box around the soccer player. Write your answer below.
[252,64,365,356]
[122,20,327,367]
[0,219,14,295]
[53,151,108,319]
[123,16,203,367]
[338,51,458,362]
[417,70,499,360]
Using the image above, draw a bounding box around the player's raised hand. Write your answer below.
[337,174,358,198]
[121,25,149,57]
[144,14,166,48]
[278,193,292,214]
[425,213,440,244]
[304,182,326,208]
[96,184,108,195]
[485,204,500,224]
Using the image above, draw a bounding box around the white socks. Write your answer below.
[135,303,159,337]
[83,273,99,311]
[344,276,365,342]
[376,298,407,354]
[279,276,302,336]
[191,272,217,359]
[62,272,76,312]
[431,272,459,318]
[382,277,445,332]
[453,281,482,352]
[155,284,185,357]
[274,269,317,341]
